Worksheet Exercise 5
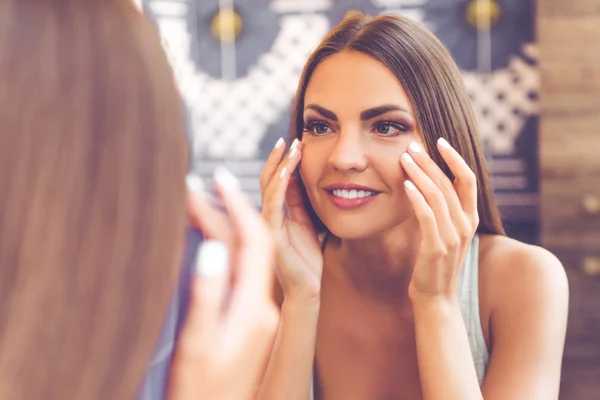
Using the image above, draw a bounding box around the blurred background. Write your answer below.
[136,0,599,398]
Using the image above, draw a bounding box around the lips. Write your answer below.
[323,183,381,210]
[323,183,380,192]
[331,188,376,199]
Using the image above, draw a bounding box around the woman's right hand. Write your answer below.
[260,138,323,303]
[168,169,279,400]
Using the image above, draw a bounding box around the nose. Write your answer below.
[327,129,368,172]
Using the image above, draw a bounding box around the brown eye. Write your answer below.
[314,123,330,134]
[304,121,333,135]
[373,121,406,136]
[376,123,393,134]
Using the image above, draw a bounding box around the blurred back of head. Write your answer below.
[0,0,188,398]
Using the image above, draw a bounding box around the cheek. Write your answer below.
[298,158,311,188]
[298,145,326,189]
[369,148,407,186]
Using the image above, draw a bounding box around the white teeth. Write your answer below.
[332,189,375,199]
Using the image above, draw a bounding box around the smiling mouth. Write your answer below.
[325,188,381,210]
[330,189,378,199]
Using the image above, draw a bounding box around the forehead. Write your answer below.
[304,50,413,113]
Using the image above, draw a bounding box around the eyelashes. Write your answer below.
[303,120,332,135]
[372,121,410,135]
[302,118,412,137]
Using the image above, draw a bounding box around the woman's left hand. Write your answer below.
[399,138,479,305]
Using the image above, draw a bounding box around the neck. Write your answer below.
[323,217,421,306]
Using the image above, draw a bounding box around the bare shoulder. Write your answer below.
[477,234,569,326]
[479,233,567,278]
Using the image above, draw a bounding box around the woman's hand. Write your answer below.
[168,169,279,400]
[399,138,479,305]
[260,138,323,303]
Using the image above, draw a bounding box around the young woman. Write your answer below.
[0,1,277,399]
[258,14,569,400]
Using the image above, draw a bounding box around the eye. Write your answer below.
[304,121,333,135]
[372,121,408,136]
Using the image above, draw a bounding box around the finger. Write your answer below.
[285,176,316,229]
[212,167,275,298]
[213,169,278,347]
[403,180,440,242]
[186,173,235,245]
[262,139,302,231]
[406,142,464,224]
[400,150,453,238]
[179,240,230,351]
[436,138,478,221]
[259,137,286,197]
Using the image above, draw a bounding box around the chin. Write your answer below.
[321,216,398,241]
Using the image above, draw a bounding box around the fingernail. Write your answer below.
[195,240,229,277]
[280,167,287,178]
[408,142,422,154]
[186,173,205,194]
[275,137,284,149]
[404,180,416,191]
[214,166,240,191]
[290,138,299,149]
[438,137,451,149]
[288,147,298,159]
[402,153,414,164]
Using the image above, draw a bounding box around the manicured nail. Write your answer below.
[214,166,240,191]
[280,167,287,178]
[275,137,284,149]
[408,142,422,154]
[288,147,298,158]
[185,173,205,194]
[438,137,451,149]
[195,240,229,277]
[404,180,416,191]
[290,138,300,149]
[402,153,414,164]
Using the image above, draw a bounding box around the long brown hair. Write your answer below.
[0,1,188,399]
[291,14,505,236]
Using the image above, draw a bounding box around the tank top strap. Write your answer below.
[457,234,489,385]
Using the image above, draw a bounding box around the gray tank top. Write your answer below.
[311,234,489,398]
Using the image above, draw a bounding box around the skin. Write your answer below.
[258,50,569,400]
[168,173,279,400]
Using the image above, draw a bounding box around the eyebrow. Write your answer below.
[304,104,412,121]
